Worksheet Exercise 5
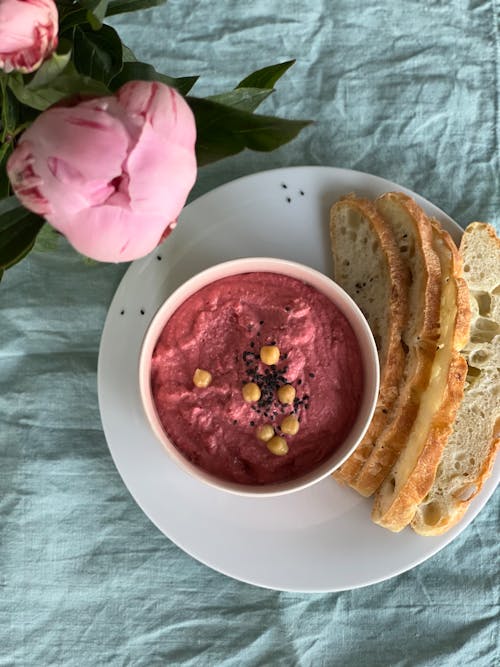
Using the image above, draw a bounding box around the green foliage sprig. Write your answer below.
[0,0,310,277]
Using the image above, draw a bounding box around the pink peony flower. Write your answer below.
[0,0,58,73]
[7,81,198,262]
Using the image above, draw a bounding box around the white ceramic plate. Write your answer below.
[98,166,499,592]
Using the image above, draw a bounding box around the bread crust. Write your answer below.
[351,193,442,496]
[411,425,499,535]
[329,195,409,485]
[371,222,471,530]
[373,354,468,531]
[411,222,500,536]
[431,220,471,352]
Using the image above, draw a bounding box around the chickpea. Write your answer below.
[280,415,300,436]
[242,382,261,403]
[193,368,212,388]
[256,424,274,442]
[277,384,296,405]
[266,436,289,456]
[260,345,280,365]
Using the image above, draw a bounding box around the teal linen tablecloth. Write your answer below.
[1,1,499,665]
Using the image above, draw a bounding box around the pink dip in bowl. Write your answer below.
[150,271,364,485]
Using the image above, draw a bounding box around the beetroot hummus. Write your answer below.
[150,272,364,485]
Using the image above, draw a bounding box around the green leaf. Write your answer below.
[106,0,167,17]
[26,44,72,89]
[1,84,19,140]
[0,197,45,271]
[121,44,136,62]
[0,195,20,217]
[109,61,198,95]
[32,223,61,253]
[60,0,166,31]
[237,60,296,90]
[0,141,13,197]
[59,8,92,31]
[205,61,297,116]
[81,0,110,25]
[73,24,123,85]
[0,79,17,196]
[86,11,102,30]
[8,65,109,111]
[207,87,272,113]
[187,97,311,166]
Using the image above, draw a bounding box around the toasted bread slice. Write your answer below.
[372,222,470,531]
[351,192,442,496]
[412,222,500,535]
[329,195,409,485]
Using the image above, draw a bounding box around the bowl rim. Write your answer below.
[138,257,380,497]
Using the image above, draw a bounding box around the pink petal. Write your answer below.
[50,205,171,263]
[17,101,130,217]
[118,81,196,149]
[125,122,197,219]
[0,0,58,73]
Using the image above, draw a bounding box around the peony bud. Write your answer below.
[7,81,198,262]
[0,0,58,74]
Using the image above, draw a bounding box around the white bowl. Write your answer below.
[139,257,380,497]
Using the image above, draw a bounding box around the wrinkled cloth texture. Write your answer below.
[1,1,499,665]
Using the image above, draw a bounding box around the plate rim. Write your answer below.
[97,165,498,592]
